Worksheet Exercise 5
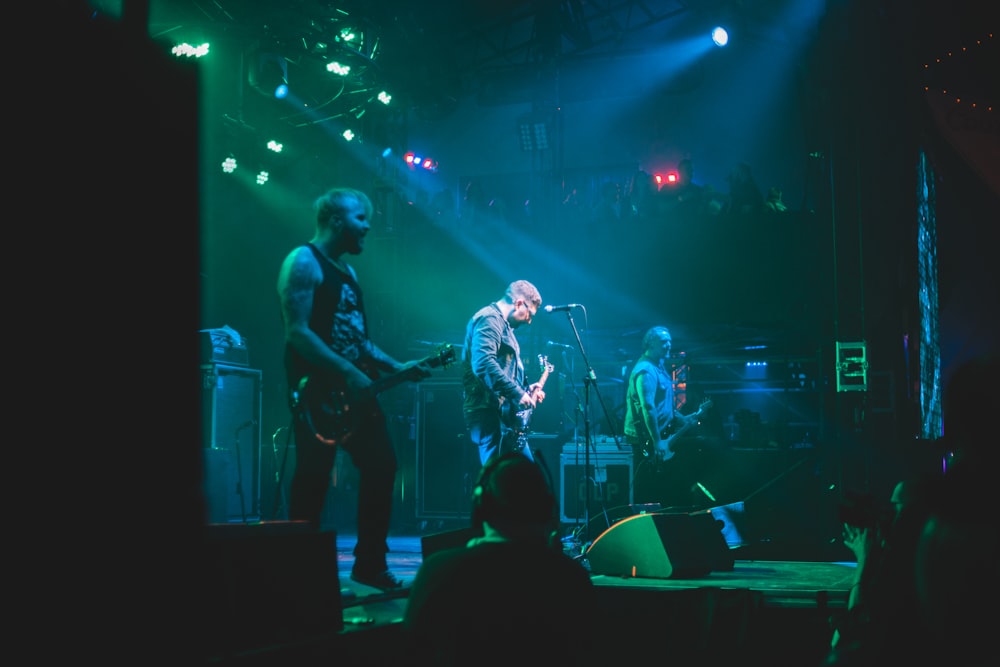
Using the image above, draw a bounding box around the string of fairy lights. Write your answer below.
[921,31,994,112]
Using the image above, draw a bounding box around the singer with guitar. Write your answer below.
[461,280,546,467]
[624,326,710,505]
[277,186,436,592]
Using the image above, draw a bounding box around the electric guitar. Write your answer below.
[643,398,713,462]
[501,354,554,435]
[294,343,456,446]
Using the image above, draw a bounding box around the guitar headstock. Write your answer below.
[428,343,457,369]
[537,354,554,374]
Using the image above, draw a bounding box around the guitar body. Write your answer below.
[295,344,455,446]
[500,402,532,435]
[642,399,714,463]
[295,374,372,447]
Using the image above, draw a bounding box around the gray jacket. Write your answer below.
[461,302,527,414]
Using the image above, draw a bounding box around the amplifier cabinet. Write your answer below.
[414,381,480,520]
[560,446,633,524]
[201,364,262,523]
[199,330,249,367]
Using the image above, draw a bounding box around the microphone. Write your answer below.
[543,303,582,313]
[546,341,574,350]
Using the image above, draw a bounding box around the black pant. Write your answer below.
[625,434,691,507]
[289,401,397,574]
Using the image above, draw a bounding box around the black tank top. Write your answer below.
[284,243,369,389]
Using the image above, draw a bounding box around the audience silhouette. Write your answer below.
[825,354,999,666]
[403,452,602,667]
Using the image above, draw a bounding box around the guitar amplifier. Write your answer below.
[200,328,249,367]
[560,443,633,523]
[201,363,262,522]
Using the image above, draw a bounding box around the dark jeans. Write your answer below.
[465,408,532,467]
[289,402,397,574]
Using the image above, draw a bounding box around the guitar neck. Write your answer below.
[370,372,412,397]
[532,355,553,393]
[368,347,453,398]
[536,369,551,390]
[666,420,696,443]
[665,403,711,443]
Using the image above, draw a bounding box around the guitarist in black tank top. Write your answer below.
[277,187,433,591]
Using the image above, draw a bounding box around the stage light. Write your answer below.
[171,42,209,58]
[256,170,269,185]
[266,140,283,153]
[221,157,237,174]
[534,123,549,150]
[326,61,351,76]
[377,91,391,105]
[517,114,550,151]
[382,147,393,158]
[400,151,438,171]
[518,124,533,151]
[712,26,729,47]
[249,52,289,99]
[342,129,355,141]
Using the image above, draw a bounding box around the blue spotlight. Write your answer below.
[274,82,289,99]
[711,26,729,47]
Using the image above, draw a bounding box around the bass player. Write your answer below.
[277,186,433,591]
[623,326,709,505]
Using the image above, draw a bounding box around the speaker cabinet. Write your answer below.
[415,381,480,519]
[201,364,262,523]
[560,447,633,523]
[586,511,733,579]
[200,522,342,658]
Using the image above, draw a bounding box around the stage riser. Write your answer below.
[207,586,836,666]
[199,522,342,661]
[595,588,834,665]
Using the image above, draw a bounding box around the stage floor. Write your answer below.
[204,528,855,666]
[336,534,854,621]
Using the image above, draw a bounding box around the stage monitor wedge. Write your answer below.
[586,510,733,579]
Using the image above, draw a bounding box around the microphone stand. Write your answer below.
[558,308,621,556]
[233,423,249,524]
[231,419,258,524]
[271,426,292,520]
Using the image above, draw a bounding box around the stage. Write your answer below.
[202,528,854,666]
